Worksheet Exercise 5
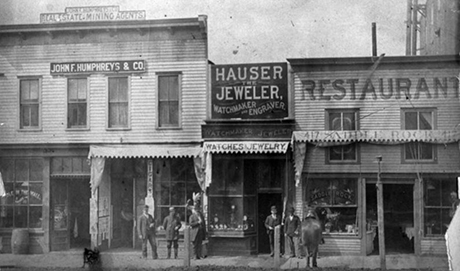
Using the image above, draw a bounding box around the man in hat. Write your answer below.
[265,205,281,257]
[163,206,182,259]
[189,205,206,259]
[284,206,301,258]
[137,205,158,259]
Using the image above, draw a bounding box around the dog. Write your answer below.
[82,247,100,268]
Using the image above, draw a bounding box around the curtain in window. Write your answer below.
[90,157,105,195]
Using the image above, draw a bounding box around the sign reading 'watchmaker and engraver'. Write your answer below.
[211,63,288,119]
[50,60,145,75]
[40,6,146,24]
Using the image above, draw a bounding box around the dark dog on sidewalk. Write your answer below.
[82,247,100,268]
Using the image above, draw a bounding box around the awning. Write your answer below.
[292,130,460,144]
[203,141,289,154]
[88,144,202,159]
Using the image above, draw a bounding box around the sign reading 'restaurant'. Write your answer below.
[50,60,145,75]
[211,63,288,119]
[40,6,146,24]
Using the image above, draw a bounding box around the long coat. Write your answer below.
[137,213,155,239]
[265,214,281,234]
[189,211,206,241]
[284,215,301,236]
[163,213,182,240]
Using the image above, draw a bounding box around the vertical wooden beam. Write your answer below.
[183,226,190,267]
[411,0,419,55]
[42,157,50,253]
[274,225,281,267]
[360,177,367,255]
[376,157,386,270]
[406,0,413,55]
[414,178,422,255]
[372,22,377,57]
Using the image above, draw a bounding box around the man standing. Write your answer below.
[284,206,301,258]
[265,205,281,257]
[137,205,158,259]
[163,206,182,259]
[189,205,206,260]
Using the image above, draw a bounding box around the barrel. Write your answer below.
[11,229,29,254]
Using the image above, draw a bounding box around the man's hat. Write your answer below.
[144,205,149,209]
[289,206,295,213]
[271,206,277,211]
[169,206,175,211]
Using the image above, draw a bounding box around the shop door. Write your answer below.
[257,193,282,254]
[50,179,69,251]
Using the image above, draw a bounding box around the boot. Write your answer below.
[174,249,178,259]
[167,248,171,259]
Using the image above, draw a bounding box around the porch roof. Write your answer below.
[87,144,202,159]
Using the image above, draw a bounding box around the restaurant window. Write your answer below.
[19,78,40,129]
[154,158,200,228]
[402,108,436,162]
[157,73,181,128]
[68,78,88,128]
[108,77,129,128]
[424,178,458,236]
[326,109,359,163]
[306,179,358,235]
[0,158,44,228]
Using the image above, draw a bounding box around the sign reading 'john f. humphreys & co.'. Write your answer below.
[50,60,145,75]
[40,6,146,24]
[211,63,288,119]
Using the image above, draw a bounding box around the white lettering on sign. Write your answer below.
[214,65,284,81]
[203,141,289,153]
[40,6,146,24]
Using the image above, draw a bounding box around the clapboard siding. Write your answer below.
[0,31,207,145]
[320,236,362,255]
[421,239,447,255]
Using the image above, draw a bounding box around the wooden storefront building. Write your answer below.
[289,55,460,256]
[0,6,208,254]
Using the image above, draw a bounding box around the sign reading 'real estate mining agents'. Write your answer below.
[211,63,288,119]
[50,60,145,75]
[40,6,146,24]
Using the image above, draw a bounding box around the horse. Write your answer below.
[301,207,323,268]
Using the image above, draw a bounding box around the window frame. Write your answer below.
[18,76,42,131]
[66,76,89,130]
[106,75,131,130]
[401,108,437,163]
[156,72,182,129]
[325,108,360,164]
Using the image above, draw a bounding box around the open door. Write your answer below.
[50,179,69,251]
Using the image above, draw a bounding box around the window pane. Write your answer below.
[20,81,30,101]
[420,143,433,160]
[306,180,331,206]
[419,112,432,130]
[171,182,185,205]
[0,206,13,228]
[15,206,28,227]
[30,159,43,181]
[68,79,78,100]
[15,160,29,182]
[329,113,341,130]
[20,106,30,127]
[405,112,418,130]
[29,80,39,100]
[14,183,28,205]
[30,105,39,127]
[160,182,170,205]
[342,113,355,130]
[29,183,43,205]
[30,206,42,228]
[333,179,356,205]
[109,78,118,101]
[342,144,356,160]
[77,79,87,100]
[405,143,418,160]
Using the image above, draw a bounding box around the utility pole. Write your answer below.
[376,156,386,270]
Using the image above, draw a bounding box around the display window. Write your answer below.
[306,178,358,235]
[0,158,44,229]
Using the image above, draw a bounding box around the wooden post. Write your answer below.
[183,226,190,267]
[274,225,281,267]
[376,156,386,270]
[372,22,377,57]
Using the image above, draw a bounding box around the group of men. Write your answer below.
[265,205,302,258]
[137,204,206,260]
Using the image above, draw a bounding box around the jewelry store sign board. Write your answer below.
[40,6,146,24]
[211,63,288,119]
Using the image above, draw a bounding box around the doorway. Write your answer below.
[366,183,414,254]
[257,193,282,254]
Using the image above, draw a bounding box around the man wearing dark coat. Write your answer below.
[265,205,281,257]
[163,206,182,259]
[137,205,158,259]
[284,206,301,258]
[189,205,206,259]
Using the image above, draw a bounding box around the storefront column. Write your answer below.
[414,177,423,255]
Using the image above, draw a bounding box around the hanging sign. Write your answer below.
[203,141,289,153]
[40,6,146,24]
[211,63,288,119]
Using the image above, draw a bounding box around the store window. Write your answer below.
[326,109,359,163]
[68,77,88,128]
[424,178,458,236]
[306,179,358,235]
[19,78,40,129]
[157,73,181,128]
[108,77,129,128]
[154,158,200,227]
[402,108,436,162]
[0,158,44,228]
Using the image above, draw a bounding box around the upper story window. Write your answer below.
[19,78,40,130]
[157,73,181,128]
[67,78,88,129]
[402,108,436,162]
[326,109,359,163]
[108,77,129,129]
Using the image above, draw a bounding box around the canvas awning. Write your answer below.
[87,144,203,159]
[292,130,460,144]
[203,141,289,154]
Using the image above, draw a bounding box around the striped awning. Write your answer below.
[88,144,202,159]
[203,141,289,154]
[292,130,460,144]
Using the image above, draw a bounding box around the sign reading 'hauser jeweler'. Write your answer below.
[211,63,288,119]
